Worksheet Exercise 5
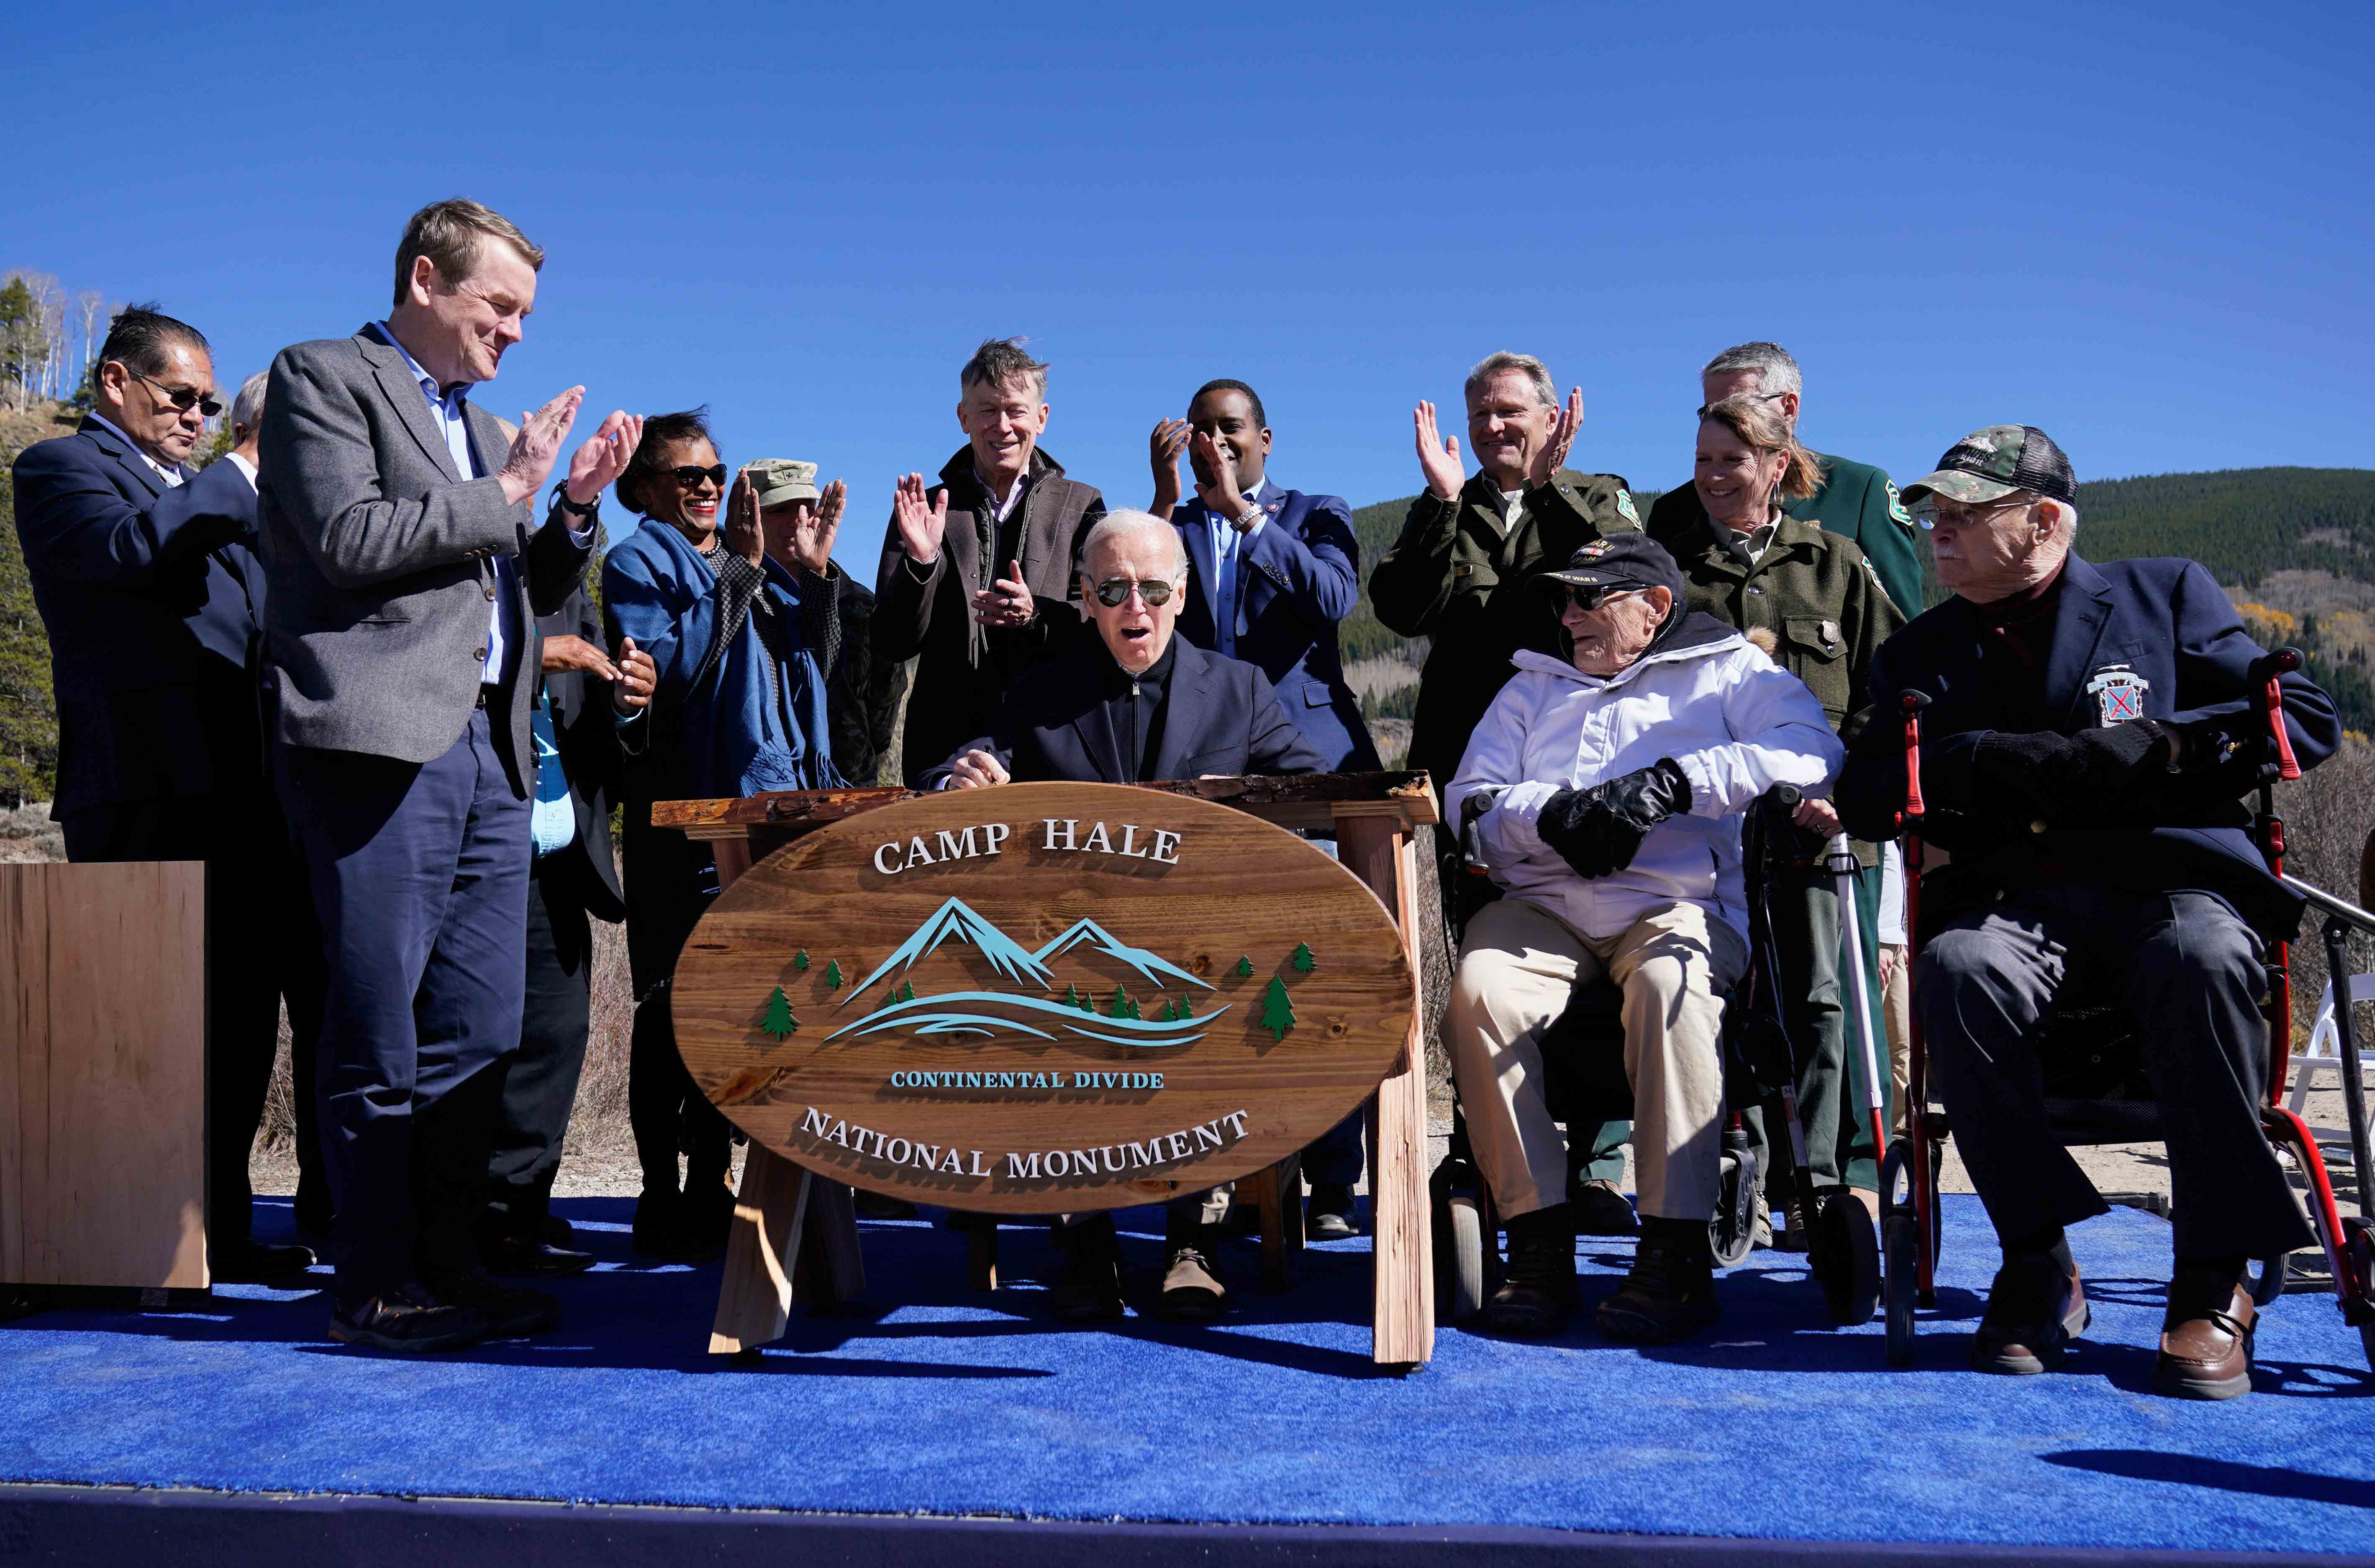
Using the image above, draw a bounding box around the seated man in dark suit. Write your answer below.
[9,307,318,1282]
[932,508,1324,1319]
[1835,424,2338,1401]
[1149,377,1380,1238]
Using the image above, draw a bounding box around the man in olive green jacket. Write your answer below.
[1656,507,1906,1221]
[1646,341,1925,619]
[1368,351,1641,1232]
[1369,353,1641,794]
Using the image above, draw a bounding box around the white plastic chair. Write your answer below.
[2287,972,2375,1151]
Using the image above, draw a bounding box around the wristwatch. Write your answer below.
[554,485,599,520]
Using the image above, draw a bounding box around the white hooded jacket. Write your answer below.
[1445,615,1844,942]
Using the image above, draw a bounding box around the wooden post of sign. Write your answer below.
[1334,808,1435,1368]
[702,843,862,1354]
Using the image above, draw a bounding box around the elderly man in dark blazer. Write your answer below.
[259,198,645,1352]
[875,338,1106,786]
[10,308,319,1283]
[934,508,1324,1322]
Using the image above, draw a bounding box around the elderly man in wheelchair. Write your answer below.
[1834,424,2340,1400]
[1444,534,1844,1341]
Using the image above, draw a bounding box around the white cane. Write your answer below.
[1828,832,1890,1162]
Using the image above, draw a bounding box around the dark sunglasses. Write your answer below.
[670,464,728,489]
[1092,576,1179,608]
[1555,584,1641,612]
[131,370,223,418]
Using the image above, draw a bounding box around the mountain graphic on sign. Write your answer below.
[822,896,1231,1049]
[1031,918,1213,992]
[839,896,1055,1008]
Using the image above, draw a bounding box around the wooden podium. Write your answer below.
[654,771,1440,1368]
[1,862,210,1296]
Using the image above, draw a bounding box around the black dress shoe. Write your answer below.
[484,1233,596,1278]
[1305,1184,1359,1241]
[214,1240,318,1282]
[328,1284,487,1353]
[539,1213,576,1248]
[425,1270,561,1337]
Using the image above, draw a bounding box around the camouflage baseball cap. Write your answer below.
[1900,425,2075,518]
[741,459,819,508]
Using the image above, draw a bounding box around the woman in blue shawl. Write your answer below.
[603,409,849,1257]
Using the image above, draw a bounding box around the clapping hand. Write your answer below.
[540,633,620,679]
[724,471,765,566]
[1414,401,1464,500]
[498,386,585,507]
[778,479,846,576]
[1190,430,1250,522]
[1148,418,1190,515]
[972,558,1035,629]
[611,638,655,715]
[1525,387,1584,487]
[891,472,949,564]
[561,410,644,508]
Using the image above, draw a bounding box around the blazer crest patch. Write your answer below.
[2085,665,2151,725]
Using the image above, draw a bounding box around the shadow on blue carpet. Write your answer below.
[3,1192,2372,1555]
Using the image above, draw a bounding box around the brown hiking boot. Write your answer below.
[1596,1219,1719,1344]
[1485,1203,1578,1336]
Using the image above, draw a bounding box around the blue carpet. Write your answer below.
[3,1194,2371,1555]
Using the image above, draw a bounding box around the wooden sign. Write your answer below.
[669,782,1418,1213]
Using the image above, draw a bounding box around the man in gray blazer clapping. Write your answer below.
[259,197,647,1351]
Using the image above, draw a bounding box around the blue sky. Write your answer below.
[6,1,2369,568]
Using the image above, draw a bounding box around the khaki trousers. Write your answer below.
[1447,897,1745,1223]
[1881,943,1911,1140]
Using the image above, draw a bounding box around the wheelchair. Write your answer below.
[1431,782,1885,1327]
[1879,648,2375,1370]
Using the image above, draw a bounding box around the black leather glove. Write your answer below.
[1535,758,1694,880]
[1974,722,2175,817]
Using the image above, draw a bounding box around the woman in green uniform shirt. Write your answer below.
[1660,392,1905,1260]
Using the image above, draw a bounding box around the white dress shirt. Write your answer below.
[1203,477,1271,658]
[373,321,518,687]
[85,412,185,487]
[224,451,259,492]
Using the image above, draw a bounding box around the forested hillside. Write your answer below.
[1341,468,2375,753]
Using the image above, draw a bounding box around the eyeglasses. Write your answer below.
[670,465,728,489]
[130,370,223,418]
[1092,576,1179,608]
[1557,585,1641,612]
[1911,495,2031,531]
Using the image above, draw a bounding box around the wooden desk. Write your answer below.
[654,771,1440,1368]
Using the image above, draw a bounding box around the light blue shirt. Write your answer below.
[1203,478,1270,658]
[372,321,519,687]
[529,688,577,857]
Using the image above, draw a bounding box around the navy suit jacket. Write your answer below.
[925,637,1327,787]
[1171,482,1381,772]
[10,422,270,816]
[534,581,627,925]
[1835,553,2339,937]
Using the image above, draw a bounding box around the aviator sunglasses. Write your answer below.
[671,464,729,489]
[1554,584,1642,612]
[1092,576,1180,608]
[130,370,223,418]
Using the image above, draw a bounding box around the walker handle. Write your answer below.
[2251,647,2304,783]
[1897,690,1932,828]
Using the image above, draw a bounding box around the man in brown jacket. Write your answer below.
[874,338,1105,785]
[1369,352,1644,1233]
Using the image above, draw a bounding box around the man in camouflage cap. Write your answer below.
[1836,422,2340,1400]
[742,457,820,509]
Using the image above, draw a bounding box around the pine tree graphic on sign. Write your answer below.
[898,980,917,1003]
[1259,974,1296,1043]
[792,950,810,971]
[760,987,798,1038]
[825,959,843,990]
[1235,955,1254,978]
[1106,984,1131,1019]
[1126,998,1143,1020]
[1063,983,1082,1008]
[1290,941,1315,975]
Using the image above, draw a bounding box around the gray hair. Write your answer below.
[1077,509,1187,580]
[1463,351,1557,410]
[1700,341,1803,400]
[230,369,270,436]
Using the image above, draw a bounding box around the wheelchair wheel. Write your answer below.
[1880,1140,1919,1366]
[1443,1192,1489,1324]
[1812,1189,1881,1325]
[1709,1146,1759,1268]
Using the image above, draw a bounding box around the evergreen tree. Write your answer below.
[898,980,916,1002]
[1290,941,1315,975]
[1106,984,1131,1019]
[1063,983,1082,1008]
[760,987,798,1038]
[1234,955,1254,978]
[1126,998,1142,1020]
[0,469,56,805]
[825,958,843,989]
[1080,990,1097,1012]
[1259,974,1296,1042]
[793,950,810,971]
